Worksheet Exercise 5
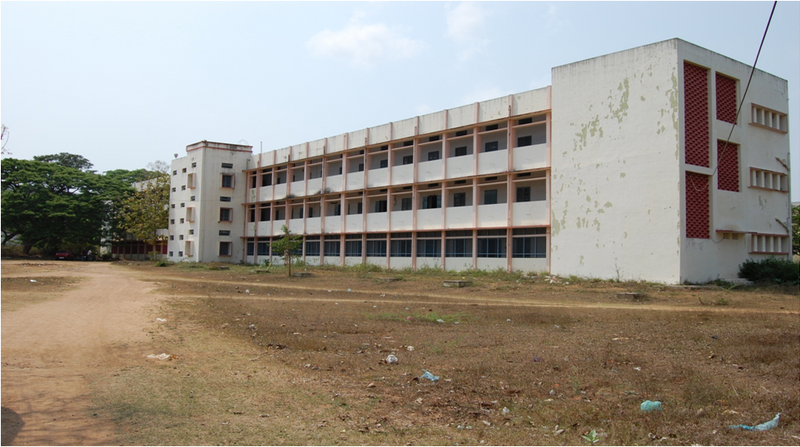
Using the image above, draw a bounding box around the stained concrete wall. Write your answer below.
[550,40,682,282]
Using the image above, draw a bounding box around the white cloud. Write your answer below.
[306,13,423,68]
[460,85,508,105]
[446,2,488,61]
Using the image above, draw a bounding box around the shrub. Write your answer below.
[154,258,172,267]
[738,257,799,284]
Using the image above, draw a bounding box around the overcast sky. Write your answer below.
[2,1,798,196]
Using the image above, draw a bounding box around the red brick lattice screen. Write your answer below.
[686,171,710,239]
[716,73,737,124]
[684,62,709,167]
[717,140,739,192]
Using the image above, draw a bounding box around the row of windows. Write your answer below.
[244,228,546,259]
[245,185,544,222]
[172,162,230,176]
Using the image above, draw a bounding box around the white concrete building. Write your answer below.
[167,39,791,283]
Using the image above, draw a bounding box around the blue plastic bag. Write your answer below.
[729,413,780,431]
[640,400,662,412]
[421,369,439,382]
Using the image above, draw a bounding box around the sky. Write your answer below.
[2,1,798,197]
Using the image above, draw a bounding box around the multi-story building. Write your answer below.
[168,39,791,283]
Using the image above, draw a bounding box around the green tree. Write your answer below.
[33,152,94,172]
[792,204,799,256]
[269,225,302,276]
[117,173,170,261]
[1,158,113,254]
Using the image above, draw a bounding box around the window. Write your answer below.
[305,236,321,256]
[170,235,174,241]
[221,174,233,188]
[484,189,498,205]
[484,141,499,153]
[170,219,175,224]
[219,242,232,256]
[190,196,195,201]
[169,251,174,257]
[181,185,186,191]
[379,159,388,169]
[247,242,254,256]
[428,135,440,142]
[518,117,533,125]
[171,204,176,209]
[178,251,183,257]
[219,230,231,236]
[374,200,388,213]
[391,233,412,257]
[192,162,197,168]
[291,207,303,219]
[348,201,363,215]
[453,193,466,207]
[454,146,468,157]
[477,230,506,258]
[427,151,440,161]
[512,228,546,258]
[403,140,413,147]
[172,170,177,175]
[249,207,256,222]
[179,218,185,224]
[179,235,184,240]
[180,168,186,174]
[275,208,283,220]
[446,230,472,257]
[260,208,271,221]
[517,135,532,147]
[251,176,257,188]
[358,163,364,172]
[485,124,499,131]
[189,229,194,235]
[180,203,185,207]
[221,163,234,169]
[331,203,341,216]
[421,194,441,209]
[402,155,413,165]
[324,236,340,257]
[417,232,441,257]
[516,187,531,202]
[345,235,362,257]
[220,208,232,222]
[749,168,788,192]
[366,234,387,257]
[750,233,790,254]
[257,242,269,256]
[262,173,272,187]
[751,104,788,133]
[172,187,176,192]
[455,130,468,137]
[401,197,412,211]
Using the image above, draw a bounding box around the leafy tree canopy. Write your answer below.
[117,172,170,259]
[792,204,799,256]
[1,158,114,253]
[270,225,303,276]
[33,152,94,172]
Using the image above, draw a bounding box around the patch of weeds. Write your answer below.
[154,258,172,267]
[715,297,729,306]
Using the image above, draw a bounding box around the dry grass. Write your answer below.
[93,263,799,445]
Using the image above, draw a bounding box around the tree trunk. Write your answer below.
[285,249,292,277]
[23,241,35,255]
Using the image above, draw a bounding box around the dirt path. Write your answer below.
[1,261,165,446]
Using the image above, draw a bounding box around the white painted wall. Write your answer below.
[550,39,682,282]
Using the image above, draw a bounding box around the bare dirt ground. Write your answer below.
[1,260,166,445]
[1,260,798,445]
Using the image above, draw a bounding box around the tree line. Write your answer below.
[1,152,169,258]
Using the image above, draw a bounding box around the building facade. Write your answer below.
[167,39,791,283]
